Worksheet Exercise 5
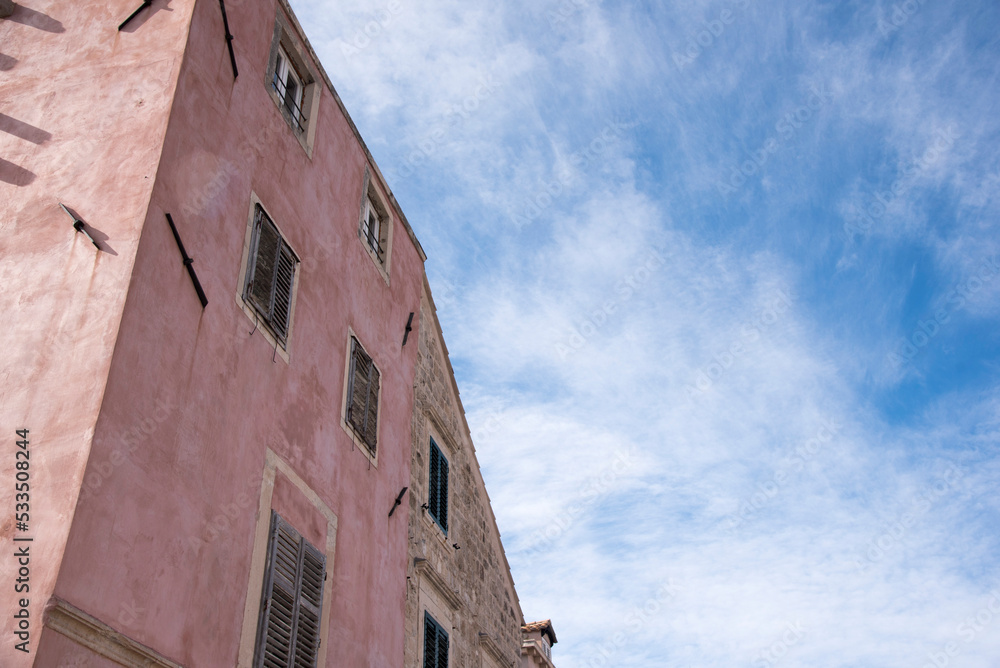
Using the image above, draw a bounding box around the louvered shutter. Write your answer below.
[254,512,326,668]
[428,443,440,524]
[347,338,378,455]
[293,541,325,668]
[423,615,435,668]
[363,362,379,453]
[428,440,448,533]
[246,205,296,344]
[249,208,280,316]
[423,613,448,668]
[436,450,448,532]
[435,627,449,668]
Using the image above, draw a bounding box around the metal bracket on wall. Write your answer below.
[165,213,209,309]
[118,0,153,31]
[388,487,409,518]
[401,311,414,346]
[218,0,238,79]
[59,203,100,250]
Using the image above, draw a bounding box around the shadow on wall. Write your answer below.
[0,158,35,186]
[61,204,119,255]
[0,114,51,187]
[118,0,174,34]
[0,114,52,145]
[0,53,16,70]
[3,3,65,33]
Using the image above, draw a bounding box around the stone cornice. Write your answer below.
[414,557,462,611]
[45,597,183,668]
[479,631,515,667]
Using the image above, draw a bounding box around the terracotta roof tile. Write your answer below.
[522,619,557,644]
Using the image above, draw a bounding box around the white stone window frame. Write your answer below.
[357,168,393,285]
[236,448,338,668]
[414,560,459,668]
[265,12,321,157]
[234,192,300,364]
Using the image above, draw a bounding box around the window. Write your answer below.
[273,46,305,133]
[243,204,298,346]
[423,612,449,668]
[428,438,449,534]
[265,14,320,155]
[254,511,326,668]
[346,336,380,455]
[361,196,384,262]
[357,171,393,281]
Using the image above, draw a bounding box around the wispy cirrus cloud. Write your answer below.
[289,0,1000,664]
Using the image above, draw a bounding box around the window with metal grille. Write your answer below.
[254,511,326,668]
[428,438,449,534]
[244,205,297,346]
[361,196,385,262]
[346,336,380,455]
[423,612,449,668]
[273,46,306,133]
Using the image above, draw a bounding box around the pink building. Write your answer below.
[3,0,427,665]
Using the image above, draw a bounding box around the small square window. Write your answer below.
[345,336,380,456]
[253,511,326,668]
[428,438,449,534]
[423,612,449,668]
[243,204,298,347]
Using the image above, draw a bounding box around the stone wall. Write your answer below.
[405,276,524,667]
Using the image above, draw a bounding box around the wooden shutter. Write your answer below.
[271,243,295,340]
[254,512,326,668]
[423,613,448,668]
[435,626,449,668]
[363,362,379,453]
[249,207,280,316]
[246,205,296,343]
[347,337,378,455]
[428,440,448,533]
[293,541,325,668]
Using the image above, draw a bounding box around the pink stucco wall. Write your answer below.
[1,1,193,665]
[4,0,425,666]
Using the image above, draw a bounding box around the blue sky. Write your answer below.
[288,0,1000,665]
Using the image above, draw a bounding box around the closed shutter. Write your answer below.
[428,440,448,533]
[363,362,379,453]
[435,626,449,668]
[423,613,449,668]
[271,243,295,340]
[248,207,280,315]
[346,337,378,455]
[246,205,297,344]
[255,512,327,668]
[293,541,325,668]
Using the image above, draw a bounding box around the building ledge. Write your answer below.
[414,557,462,610]
[45,597,183,668]
[479,631,514,666]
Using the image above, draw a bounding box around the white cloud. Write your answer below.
[288,0,1000,664]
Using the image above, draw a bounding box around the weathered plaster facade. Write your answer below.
[3,2,561,667]
[405,277,526,668]
[3,0,425,666]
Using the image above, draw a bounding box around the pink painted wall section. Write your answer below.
[0,1,194,665]
[45,0,425,666]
